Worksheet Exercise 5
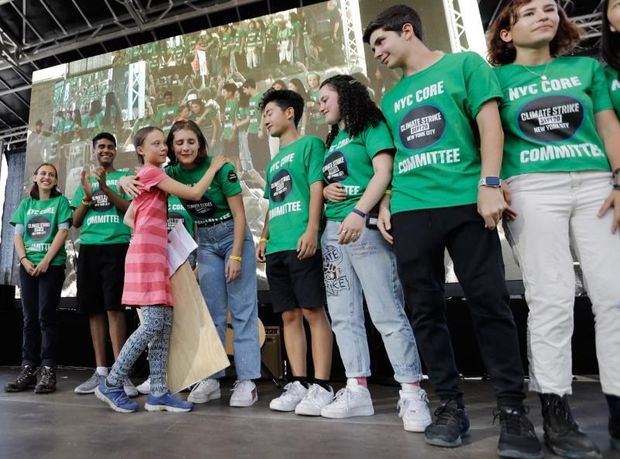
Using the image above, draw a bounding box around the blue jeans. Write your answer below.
[321,221,422,383]
[197,219,261,380]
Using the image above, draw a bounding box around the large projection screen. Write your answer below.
[20,0,531,298]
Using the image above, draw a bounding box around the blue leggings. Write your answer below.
[107,306,172,397]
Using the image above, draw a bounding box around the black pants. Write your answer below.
[392,204,524,408]
[19,265,65,367]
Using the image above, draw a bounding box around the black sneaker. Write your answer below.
[610,416,620,450]
[34,366,57,394]
[539,393,601,458]
[495,407,543,459]
[4,365,38,392]
[424,399,470,447]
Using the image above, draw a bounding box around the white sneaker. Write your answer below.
[229,380,258,407]
[136,378,150,395]
[398,388,433,432]
[187,378,221,403]
[123,377,139,398]
[269,381,308,412]
[320,380,374,418]
[295,383,334,416]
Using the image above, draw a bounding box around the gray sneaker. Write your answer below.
[123,377,139,398]
[74,371,100,394]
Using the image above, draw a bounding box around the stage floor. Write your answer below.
[0,368,616,459]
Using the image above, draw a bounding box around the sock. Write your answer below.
[606,394,620,421]
[401,382,421,393]
[291,376,309,388]
[348,377,367,388]
[96,367,109,377]
[313,378,332,391]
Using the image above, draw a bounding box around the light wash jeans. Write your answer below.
[504,171,620,396]
[321,220,423,383]
[197,219,261,380]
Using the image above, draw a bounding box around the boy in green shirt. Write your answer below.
[364,5,541,458]
[154,90,179,126]
[71,132,136,397]
[256,89,334,415]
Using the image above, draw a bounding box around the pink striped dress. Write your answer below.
[122,165,173,307]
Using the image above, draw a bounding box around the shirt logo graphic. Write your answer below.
[91,189,113,213]
[322,152,348,183]
[270,169,293,202]
[399,105,445,150]
[186,197,216,218]
[27,216,52,241]
[518,95,584,142]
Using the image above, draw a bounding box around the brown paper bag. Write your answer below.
[138,261,230,394]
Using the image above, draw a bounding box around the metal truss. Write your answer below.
[0,125,28,149]
[339,0,366,72]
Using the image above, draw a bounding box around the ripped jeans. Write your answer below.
[321,220,423,383]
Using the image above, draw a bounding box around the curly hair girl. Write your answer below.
[319,75,386,148]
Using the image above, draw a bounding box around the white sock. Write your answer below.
[401,382,421,393]
[96,367,109,376]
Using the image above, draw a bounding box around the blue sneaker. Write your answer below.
[95,378,139,413]
[145,391,193,413]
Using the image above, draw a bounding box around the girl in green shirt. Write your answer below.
[488,1,620,455]
[7,163,72,395]
[318,75,430,428]
[120,120,261,406]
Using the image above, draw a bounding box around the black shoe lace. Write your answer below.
[433,402,459,426]
[16,367,35,384]
[39,367,55,386]
[494,407,535,436]
[549,397,579,434]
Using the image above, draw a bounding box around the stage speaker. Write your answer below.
[225,325,284,380]
[261,326,283,380]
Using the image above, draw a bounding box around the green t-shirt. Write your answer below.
[246,29,260,48]
[222,100,238,141]
[167,195,195,237]
[82,112,104,129]
[166,159,241,225]
[264,136,325,255]
[605,66,620,118]
[155,104,179,126]
[495,57,612,178]
[62,119,76,133]
[323,122,395,221]
[70,170,132,245]
[237,106,249,133]
[10,195,72,266]
[248,93,262,134]
[381,52,501,213]
[221,30,232,56]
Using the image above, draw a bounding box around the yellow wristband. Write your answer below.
[230,255,242,262]
[260,238,268,243]
[81,198,92,206]
[384,189,392,196]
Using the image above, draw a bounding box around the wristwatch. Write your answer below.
[478,176,501,188]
